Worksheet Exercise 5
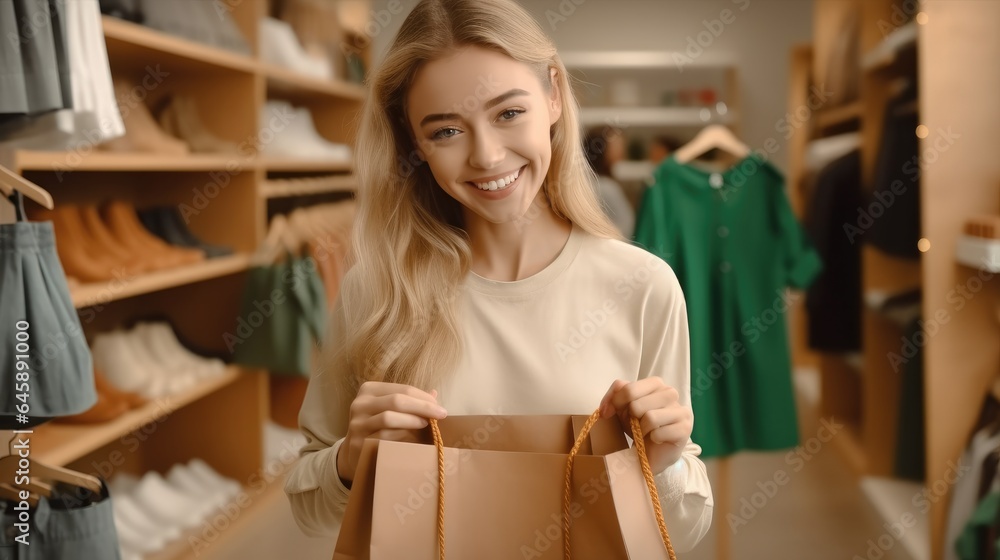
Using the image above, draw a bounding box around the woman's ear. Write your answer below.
[547,67,563,126]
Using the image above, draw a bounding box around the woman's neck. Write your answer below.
[465,193,572,282]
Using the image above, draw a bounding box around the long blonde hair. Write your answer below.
[338,0,621,393]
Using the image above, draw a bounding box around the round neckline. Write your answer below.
[465,222,583,296]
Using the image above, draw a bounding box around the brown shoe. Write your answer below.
[102,201,204,270]
[79,205,150,276]
[31,206,118,283]
[94,367,147,410]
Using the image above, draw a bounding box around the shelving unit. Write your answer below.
[2,4,367,559]
[794,2,1000,558]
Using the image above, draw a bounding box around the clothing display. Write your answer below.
[633,153,822,458]
[0,198,97,429]
[893,317,925,481]
[0,0,124,152]
[945,422,1000,560]
[0,479,121,560]
[287,223,714,553]
[108,459,242,558]
[592,174,635,239]
[29,202,207,284]
[866,83,921,259]
[955,491,1000,560]
[805,150,862,352]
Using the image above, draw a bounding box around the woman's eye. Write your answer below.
[498,108,524,121]
[432,127,460,140]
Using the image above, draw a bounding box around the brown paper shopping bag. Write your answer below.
[333,409,677,560]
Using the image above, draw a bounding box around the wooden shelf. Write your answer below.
[578,107,734,128]
[815,101,862,130]
[32,367,243,467]
[14,151,256,172]
[262,63,366,101]
[71,253,252,309]
[262,175,357,198]
[860,477,930,560]
[862,21,918,72]
[102,16,257,75]
[263,159,353,172]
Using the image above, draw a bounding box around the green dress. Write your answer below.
[634,154,822,458]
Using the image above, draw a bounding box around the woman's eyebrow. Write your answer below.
[418,88,530,127]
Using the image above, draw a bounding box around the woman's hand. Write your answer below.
[598,378,692,474]
[336,382,448,486]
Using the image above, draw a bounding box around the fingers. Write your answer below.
[638,406,691,441]
[359,381,439,404]
[599,379,629,418]
[610,377,673,414]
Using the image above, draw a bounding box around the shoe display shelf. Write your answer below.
[7,2,369,559]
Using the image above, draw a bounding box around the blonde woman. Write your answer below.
[284,0,713,551]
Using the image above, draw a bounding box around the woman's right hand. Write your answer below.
[336,381,448,486]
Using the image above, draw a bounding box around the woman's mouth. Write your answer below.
[467,165,526,192]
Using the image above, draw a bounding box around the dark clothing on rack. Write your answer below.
[805,150,863,352]
[894,316,926,481]
[867,86,921,259]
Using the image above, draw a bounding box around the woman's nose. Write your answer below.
[468,128,505,170]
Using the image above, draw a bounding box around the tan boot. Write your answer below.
[31,206,117,282]
[158,96,239,154]
[100,78,190,155]
[79,205,150,276]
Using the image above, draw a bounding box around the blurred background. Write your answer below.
[0,1,997,559]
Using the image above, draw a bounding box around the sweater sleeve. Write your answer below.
[283,295,354,538]
[640,259,714,553]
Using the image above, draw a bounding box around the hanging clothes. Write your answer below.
[634,153,822,458]
[804,150,863,352]
[0,0,124,151]
[866,84,920,259]
[0,192,97,429]
[0,479,121,559]
[945,426,1000,560]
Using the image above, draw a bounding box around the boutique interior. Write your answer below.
[1,0,999,559]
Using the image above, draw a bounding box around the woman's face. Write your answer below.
[406,46,562,226]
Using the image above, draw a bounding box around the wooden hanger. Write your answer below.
[252,214,302,265]
[673,124,751,164]
[0,434,102,499]
[0,164,54,209]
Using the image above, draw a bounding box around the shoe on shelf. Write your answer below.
[138,206,234,259]
[94,367,147,409]
[136,322,226,380]
[100,78,190,155]
[186,458,242,500]
[93,330,176,399]
[79,205,150,277]
[110,486,183,542]
[30,205,118,283]
[113,511,167,554]
[123,326,199,395]
[102,200,205,270]
[131,471,214,529]
[166,463,230,510]
[139,0,251,55]
[260,101,352,161]
[157,96,239,155]
[259,17,332,80]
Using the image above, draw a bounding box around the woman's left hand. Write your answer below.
[598,378,693,474]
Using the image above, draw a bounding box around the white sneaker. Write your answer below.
[112,492,182,542]
[114,508,167,553]
[139,322,225,379]
[131,471,214,529]
[186,458,242,501]
[92,330,153,395]
[166,463,230,510]
[259,17,332,80]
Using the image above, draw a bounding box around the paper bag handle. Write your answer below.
[427,409,678,560]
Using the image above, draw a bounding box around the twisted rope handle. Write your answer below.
[427,409,677,560]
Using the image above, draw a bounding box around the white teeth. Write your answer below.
[473,168,520,191]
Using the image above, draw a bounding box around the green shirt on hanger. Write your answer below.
[634,153,822,458]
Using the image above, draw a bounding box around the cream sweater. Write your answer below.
[284,222,714,552]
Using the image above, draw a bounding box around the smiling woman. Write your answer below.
[284,0,713,554]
